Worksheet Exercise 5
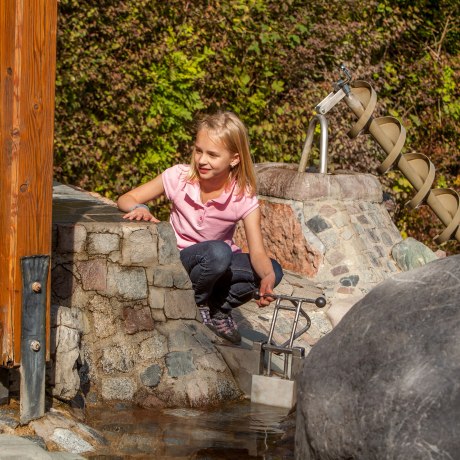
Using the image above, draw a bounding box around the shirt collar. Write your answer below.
[182,179,237,205]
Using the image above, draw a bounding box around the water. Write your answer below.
[85,400,295,459]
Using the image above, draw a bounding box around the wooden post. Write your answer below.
[0,0,57,379]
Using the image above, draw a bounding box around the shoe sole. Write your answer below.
[206,323,241,345]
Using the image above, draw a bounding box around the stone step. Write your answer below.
[0,435,85,459]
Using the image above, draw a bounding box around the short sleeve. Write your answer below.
[239,194,259,220]
[162,165,189,200]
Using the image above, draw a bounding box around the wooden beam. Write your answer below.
[0,0,57,366]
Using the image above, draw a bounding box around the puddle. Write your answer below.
[85,399,295,459]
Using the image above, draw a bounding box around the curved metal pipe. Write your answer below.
[297,114,329,174]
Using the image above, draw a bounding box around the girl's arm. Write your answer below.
[117,174,165,222]
[243,207,276,307]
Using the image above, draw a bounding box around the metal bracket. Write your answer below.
[316,88,347,115]
[20,255,49,424]
[315,63,352,115]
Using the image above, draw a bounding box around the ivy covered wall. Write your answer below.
[54,0,459,252]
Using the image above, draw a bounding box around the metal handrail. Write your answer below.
[297,114,329,174]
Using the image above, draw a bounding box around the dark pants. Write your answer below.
[180,240,284,313]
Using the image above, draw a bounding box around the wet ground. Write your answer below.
[84,400,295,459]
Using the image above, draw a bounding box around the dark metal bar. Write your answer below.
[20,255,49,424]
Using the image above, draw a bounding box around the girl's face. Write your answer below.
[194,129,239,183]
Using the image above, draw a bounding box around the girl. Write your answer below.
[117,111,283,344]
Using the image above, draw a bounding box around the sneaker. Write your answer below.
[198,305,212,326]
[209,311,241,344]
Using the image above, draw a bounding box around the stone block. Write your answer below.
[88,298,117,339]
[164,289,196,319]
[55,324,80,354]
[172,266,192,289]
[149,287,166,309]
[57,224,87,253]
[319,204,337,217]
[306,215,331,234]
[157,223,180,264]
[121,226,158,266]
[101,377,136,400]
[139,332,168,361]
[184,377,210,405]
[330,265,349,277]
[381,230,394,247]
[165,351,195,377]
[77,259,107,291]
[53,347,80,400]
[140,365,162,387]
[151,310,167,322]
[87,232,120,255]
[123,307,154,334]
[151,266,174,287]
[325,250,345,265]
[367,228,381,243]
[357,214,370,225]
[52,304,83,329]
[331,212,349,228]
[339,275,360,287]
[341,227,355,241]
[106,263,147,300]
[101,345,135,374]
[318,230,339,251]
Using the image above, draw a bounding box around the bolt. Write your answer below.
[32,282,41,293]
[30,340,41,352]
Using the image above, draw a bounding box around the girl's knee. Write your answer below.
[208,241,233,271]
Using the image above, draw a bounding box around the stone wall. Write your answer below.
[50,186,241,407]
[235,164,403,320]
[49,166,427,408]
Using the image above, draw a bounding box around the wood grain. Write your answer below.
[0,0,57,366]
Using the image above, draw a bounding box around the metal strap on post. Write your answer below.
[20,255,49,424]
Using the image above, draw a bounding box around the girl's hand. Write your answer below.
[256,274,276,308]
[117,174,165,222]
[123,207,159,222]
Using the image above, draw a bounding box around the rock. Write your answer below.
[101,377,136,401]
[391,237,438,271]
[295,254,460,460]
[30,407,107,455]
[165,351,195,377]
[121,227,158,266]
[50,428,94,454]
[140,365,162,387]
[106,263,148,300]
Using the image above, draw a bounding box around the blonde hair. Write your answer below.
[188,111,257,196]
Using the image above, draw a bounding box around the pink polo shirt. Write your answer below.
[162,164,259,252]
